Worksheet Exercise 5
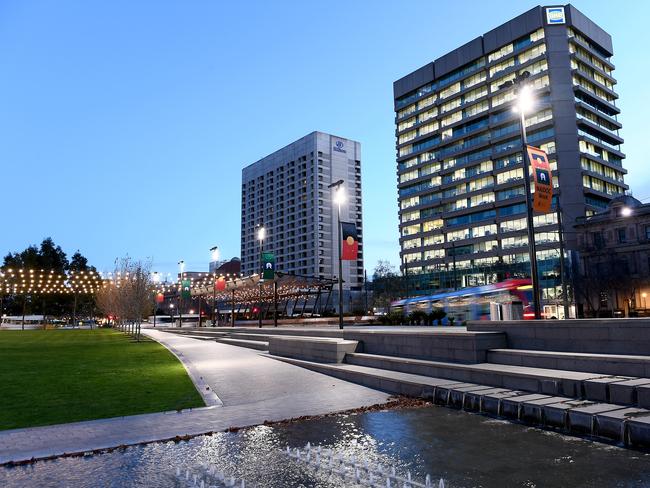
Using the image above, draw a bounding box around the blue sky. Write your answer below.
[1,0,649,277]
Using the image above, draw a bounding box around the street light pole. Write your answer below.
[518,107,542,320]
[210,246,219,326]
[257,226,265,328]
[178,260,184,328]
[152,271,159,328]
[510,76,542,320]
[328,179,345,330]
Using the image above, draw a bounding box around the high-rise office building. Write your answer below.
[241,131,363,302]
[393,4,627,309]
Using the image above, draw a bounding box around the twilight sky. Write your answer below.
[1,0,649,277]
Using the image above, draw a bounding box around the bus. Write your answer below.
[391,279,534,323]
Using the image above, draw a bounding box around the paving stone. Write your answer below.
[500,394,551,419]
[463,388,512,412]
[568,403,628,434]
[583,376,633,402]
[448,385,494,408]
[594,407,650,442]
[627,414,650,447]
[480,390,524,415]
[637,385,650,408]
[609,378,650,405]
[519,396,572,424]
[542,400,592,428]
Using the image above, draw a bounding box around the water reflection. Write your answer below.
[2,405,650,487]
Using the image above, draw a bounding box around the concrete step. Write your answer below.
[164,329,229,339]
[268,354,650,448]
[228,333,276,342]
[345,352,650,406]
[488,348,650,377]
[213,337,269,351]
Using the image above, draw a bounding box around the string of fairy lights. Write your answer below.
[0,267,335,306]
[0,268,105,295]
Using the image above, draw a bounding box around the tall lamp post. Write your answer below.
[328,179,346,329]
[210,246,219,326]
[257,226,265,328]
[178,260,185,327]
[504,72,542,320]
[152,271,160,327]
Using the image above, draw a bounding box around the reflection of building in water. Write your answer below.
[393,5,629,310]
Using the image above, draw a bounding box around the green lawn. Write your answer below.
[0,329,204,430]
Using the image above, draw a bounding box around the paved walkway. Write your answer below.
[0,330,389,464]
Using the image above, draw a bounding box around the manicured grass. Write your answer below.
[0,329,204,430]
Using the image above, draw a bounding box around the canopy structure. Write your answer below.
[182,272,338,320]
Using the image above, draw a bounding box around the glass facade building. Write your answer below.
[393,5,627,305]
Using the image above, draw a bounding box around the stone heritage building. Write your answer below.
[393,4,628,309]
[574,196,650,317]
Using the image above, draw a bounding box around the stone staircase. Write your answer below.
[160,323,650,447]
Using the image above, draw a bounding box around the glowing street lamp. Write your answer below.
[177,260,185,327]
[621,206,633,217]
[210,246,219,326]
[152,271,160,328]
[210,246,220,262]
[328,179,346,329]
[257,225,265,328]
[501,71,542,319]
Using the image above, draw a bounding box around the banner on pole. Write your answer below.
[262,252,275,280]
[155,293,164,303]
[181,279,191,299]
[527,145,553,213]
[341,222,359,261]
[215,277,226,291]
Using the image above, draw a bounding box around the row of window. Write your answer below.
[402,231,559,264]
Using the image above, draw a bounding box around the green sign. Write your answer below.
[181,279,191,299]
[262,252,275,280]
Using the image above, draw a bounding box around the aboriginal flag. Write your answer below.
[341,222,359,261]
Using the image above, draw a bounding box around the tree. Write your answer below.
[2,238,97,318]
[370,260,404,312]
[95,258,153,341]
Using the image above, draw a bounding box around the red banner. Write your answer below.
[341,222,359,261]
[215,277,226,291]
[155,293,164,303]
[527,145,553,213]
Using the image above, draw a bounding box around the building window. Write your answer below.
[617,228,626,243]
[645,226,650,240]
[593,232,605,249]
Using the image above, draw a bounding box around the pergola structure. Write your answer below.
[187,272,337,326]
[0,267,105,327]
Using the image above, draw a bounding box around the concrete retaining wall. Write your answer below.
[467,319,650,355]
[268,337,359,363]
[342,330,506,363]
